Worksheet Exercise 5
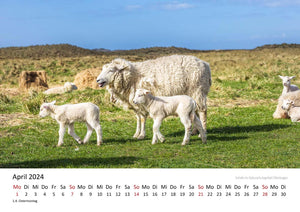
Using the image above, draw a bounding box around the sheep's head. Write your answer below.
[96,58,131,88]
[39,101,56,117]
[279,75,295,87]
[281,99,294,111]
[133,89,151,105]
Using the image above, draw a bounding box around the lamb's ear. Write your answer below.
[279,75,284,79]
[289,76,296,80]
[50,100,56,105]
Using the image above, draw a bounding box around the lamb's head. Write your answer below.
[96,58,131,88]
[281,99,294,111]
[64,82,73,91]
[133,89,151,105]
[39,100,56,117]
[279,75,295,87]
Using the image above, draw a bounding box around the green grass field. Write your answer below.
[1,89,300,168]
[1,45,300,168]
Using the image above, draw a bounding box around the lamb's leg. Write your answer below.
[57,123,66,147]
[68,123,82,144]
[180,115,192,146]
[193,114,207,144]
[138,115,147,139]
[152,117,164,144]
[92,122,103,146]
[133,114,141,138]
[83,123,93,144]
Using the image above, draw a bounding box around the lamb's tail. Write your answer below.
[189,100,197,121]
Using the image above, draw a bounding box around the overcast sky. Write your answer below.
[0,0,299,50]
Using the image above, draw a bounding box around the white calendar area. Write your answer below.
[1,169,299,212]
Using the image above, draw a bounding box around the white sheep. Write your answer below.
[96,55,211,139]
[273,96,290,119]
[43,82,78,95]
[39,101,103,146]
[281,99,300,122]
[273,76,299,119]
[279,75,299,95]
[133,89,207,145]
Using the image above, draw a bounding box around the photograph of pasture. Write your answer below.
[1,44,300,168]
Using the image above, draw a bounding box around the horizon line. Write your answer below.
[0,42,299,52]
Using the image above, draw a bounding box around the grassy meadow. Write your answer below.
[1,45,300,168]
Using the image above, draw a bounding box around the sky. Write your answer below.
[0,0,299,50]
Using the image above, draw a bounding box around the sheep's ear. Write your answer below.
[43,105,49,109]
[118,65,129,72]
[279,75,284,79]
[113,59,130,71]
[290,76,295,80]
[50,100,56,105]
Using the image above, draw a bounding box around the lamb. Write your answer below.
[96,55,211,139]
[133,89,207,145]
[281,99,300,122]
[39,101,103,146]
[273,76,299,119]
[279,75,299,95]
[43,82,78,95]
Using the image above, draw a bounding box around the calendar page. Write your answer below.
[1,169,299,212]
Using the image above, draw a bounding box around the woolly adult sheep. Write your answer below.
[281,90,300,106]
[96,55,211,139]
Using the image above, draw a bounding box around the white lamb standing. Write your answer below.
[43,82,78,95]
[39,101,103,146]
[133,89,207,145]
[273,75,299,119]
[281,99,300,122]
[96,55,211,139]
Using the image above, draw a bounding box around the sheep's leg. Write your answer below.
[180,115,192,146]
[92,122,103,146]
[57,123,66,147]
[133,114,141,138]
[194,94,207,134]
[199,110,207,134]
[83,123,93,144]
[138,115,147,139]
[152,117,164,144]
[193,114,207,144]
[68,123,82,144]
